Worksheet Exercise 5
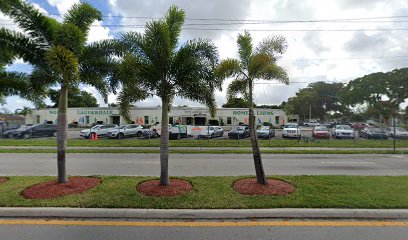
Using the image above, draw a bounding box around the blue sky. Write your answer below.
[2,0,408,112]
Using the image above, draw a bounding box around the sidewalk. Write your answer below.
[1,208,408,219]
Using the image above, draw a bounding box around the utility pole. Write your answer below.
[309,104,312,121]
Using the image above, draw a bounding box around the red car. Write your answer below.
[312,126,330,139]
[351,123,367,130]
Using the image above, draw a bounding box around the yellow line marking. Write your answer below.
[0,220,408,227]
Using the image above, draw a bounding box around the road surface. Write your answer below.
[0,153,407,176]
[1,219,408,240]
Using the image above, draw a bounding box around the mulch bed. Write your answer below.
[137,179,192,197]
[0,177,7,184]
[22,177,101,199]
[233,178,295,196]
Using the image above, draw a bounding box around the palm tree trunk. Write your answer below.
[159,96,170,186]
[57,83,68,183]
[248,79,266,184]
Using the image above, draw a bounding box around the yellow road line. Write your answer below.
[0,219,408,227]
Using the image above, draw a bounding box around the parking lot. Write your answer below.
[22,127,404,141]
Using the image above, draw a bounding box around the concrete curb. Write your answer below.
[1,208,408,219]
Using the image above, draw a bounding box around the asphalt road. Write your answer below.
[0,153,407,176]
[1,219,408,240]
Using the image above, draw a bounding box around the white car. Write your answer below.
[80,124,118,139]
[282,124,301,138]
[385,127,408,139]
[107,124,145,138]
[198,126,224,139]
[331,125,354,139]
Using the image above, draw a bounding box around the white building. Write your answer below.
[26,107,298,128]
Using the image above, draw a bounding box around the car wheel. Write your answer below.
[53,132,57,137]
[119,133,125,139]
[23,133,31,139]
[211,133,214,139]
[136,131,142,137]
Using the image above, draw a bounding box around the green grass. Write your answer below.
[0,148,407,154]
[1,176,408,209]
[0,138,408,148]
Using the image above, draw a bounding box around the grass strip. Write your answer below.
[1,176,408,209]
[0,148,407,154]
[1,139,408,148]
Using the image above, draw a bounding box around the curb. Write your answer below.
[1,208,408,219]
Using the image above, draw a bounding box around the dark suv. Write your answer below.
[12,124,57,139]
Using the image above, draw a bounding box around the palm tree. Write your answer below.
[114,6,221,185]
[14,106,32,116]
[216,31,289,184]
[0,1,113,183]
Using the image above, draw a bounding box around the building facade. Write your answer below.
[25,107,298,128]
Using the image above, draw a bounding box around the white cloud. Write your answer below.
[47,0,79,15]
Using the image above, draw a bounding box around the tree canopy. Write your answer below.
[48,88,98,108]
[284,81,345,120]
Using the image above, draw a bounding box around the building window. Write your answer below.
[169,117,173,125]
[275,116,280,125]
[227,117,232,125]
[144,116,149,124]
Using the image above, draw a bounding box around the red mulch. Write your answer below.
[233,178,295,196]
[137,179,192,197]
[22,177,101,199]
[0,177,7,184]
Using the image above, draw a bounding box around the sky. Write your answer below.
[1,0,408,112]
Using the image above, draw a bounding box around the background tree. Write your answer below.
[48,88,98,108]
[216,31,288,184]
[342,68,408,125]
[14,106,32,116]
[221,97,252,108]
[0,1,113,183]
[284,81,345,120]
[115,6,221,186]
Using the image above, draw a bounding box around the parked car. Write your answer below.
[198,126,224,139]
[228,126,250,139]
[12,124,57,139]
[312,126,330,139]
[80,124,118,139]
[359,127,388,139]
[2,125,29,138]
[256,126,275,139]
[282,123,301,138]
[331,125,354,139]
[385,127,408,139]
[351,122,368,130]
[107,124,145,139]
[303,120,319,127]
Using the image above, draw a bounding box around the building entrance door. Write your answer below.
[111,115,120,125]
[194,117,206,125]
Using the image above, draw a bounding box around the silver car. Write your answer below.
[107,124,145,138]
[257,126,275,139]
[80,124,118,139]
[385,127,408,139]
[199,126,224,139]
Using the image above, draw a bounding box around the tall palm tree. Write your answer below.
[216,31,289,184]
[114,6,221,185]
[0,1,113,183]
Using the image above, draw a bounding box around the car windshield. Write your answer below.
[259,126,270,130]
[285,124,298,128]
[336,125,352,130]
[315,126,327,131]
[370,128,383,133]
[395,127,407,132]
[236,126,246,131]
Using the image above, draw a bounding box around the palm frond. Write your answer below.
[0,0,58,46]
[117,84,148,123]
[54,23,86,54]
[237,31,253,68]
[165,5,185,50]
[64,2,102,35]
[226,78,248,101]
[260,64,289,84]
[248,52,272,76]
[256,35,287,59]
[144,20,171,69]
[0,28,45,64]
[215,58,242,79]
